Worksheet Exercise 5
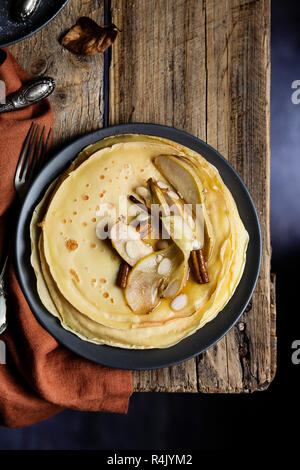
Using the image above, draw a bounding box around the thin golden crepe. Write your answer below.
[30,135,249,349]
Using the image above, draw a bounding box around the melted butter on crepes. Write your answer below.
[30,135,249,349]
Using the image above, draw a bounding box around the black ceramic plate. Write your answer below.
[0,0,69,47]
[15,124,261,370]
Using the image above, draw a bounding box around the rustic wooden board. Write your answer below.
[196,0,274,393]
[10,0,105,150]
[9,0,276,393]
[110,0,276,392]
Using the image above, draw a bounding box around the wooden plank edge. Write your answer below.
[133,359,198,393]
[269,272,277,385]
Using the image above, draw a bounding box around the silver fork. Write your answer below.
[0,122,52,334]
[14,122,52,198]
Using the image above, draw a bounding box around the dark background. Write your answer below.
[0,0,299,450]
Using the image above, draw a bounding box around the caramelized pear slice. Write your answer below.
[154,154,204,205]
[110,220,153,267]
[148,178,196,256]
[161,214,195,255]
[154,154,206,249]
[162,258,189,299]
[125,244,188,314]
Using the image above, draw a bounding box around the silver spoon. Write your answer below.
[0,77,56,114]
[16,0,41,21]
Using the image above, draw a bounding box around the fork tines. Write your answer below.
[14,122,52,194]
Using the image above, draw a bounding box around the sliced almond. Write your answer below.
[125,240,140,259]
[136,186,150,201]
[157,181,169,189]
[171,294,188,311]
[157,257,172,275]
[167,190,179,200]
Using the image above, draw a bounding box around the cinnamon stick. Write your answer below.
[189,250,203,284]
[117,262,130,288]
[189,249,209,284]
[196,249,209,284]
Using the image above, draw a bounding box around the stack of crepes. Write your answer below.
[31,134,249,349]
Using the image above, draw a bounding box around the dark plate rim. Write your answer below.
[0,0,69,48]
[15,123,262,370]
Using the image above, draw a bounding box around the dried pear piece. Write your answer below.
[161,214,195,255]
[162,261,189,299]
[148,178,196,256]
[171,154,214,258]
[154,154,204,205]
[148,178,170,216]
[125,244,188,314]
[110,220,152,267]
[154,154,209,251]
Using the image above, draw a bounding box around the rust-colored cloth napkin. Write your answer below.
[0,49,132,428]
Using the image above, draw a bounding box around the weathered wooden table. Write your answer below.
[11,0,276,393]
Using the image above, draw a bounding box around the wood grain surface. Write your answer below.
[9,0,276,393]
[110,0,275,393]
[11,0,105,151]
